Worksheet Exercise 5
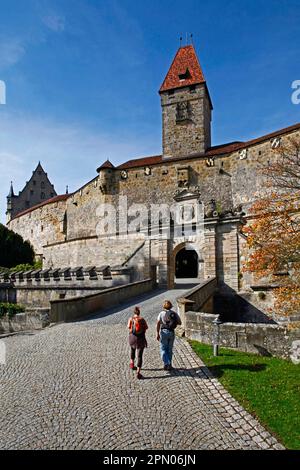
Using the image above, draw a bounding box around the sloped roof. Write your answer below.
[96,159,115,172]
[160,45,206,93]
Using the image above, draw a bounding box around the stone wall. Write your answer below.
[50,278,156,323]
[185,310,300,361]
[8,197,67,257]
[0,308,50,334]
[176,277,217,330]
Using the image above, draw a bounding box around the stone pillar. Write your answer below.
[142,239,151,280]
[204,225,217,279]
[216,221,240,291]
[158,239,171,288]
[176,297,195,334]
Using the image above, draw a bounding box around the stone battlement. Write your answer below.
[0,265,133,288]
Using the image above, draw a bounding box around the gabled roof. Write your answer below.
[159,45,206,93]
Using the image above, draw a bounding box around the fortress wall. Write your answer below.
[230,129,300,212]
[8,198,67,256]
[116,156,233,211]
[42,235,147,270]
[65,178,106,240]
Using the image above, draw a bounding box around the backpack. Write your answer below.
[164,310,178,331]
[131,317,145,336]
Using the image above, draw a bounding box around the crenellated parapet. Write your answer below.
[0,265,133,289]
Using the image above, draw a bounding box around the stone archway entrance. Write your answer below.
[175,247,199,278]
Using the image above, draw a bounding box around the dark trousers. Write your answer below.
[130,347,144,368]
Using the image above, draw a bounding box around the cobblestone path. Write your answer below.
[0,286,284,450]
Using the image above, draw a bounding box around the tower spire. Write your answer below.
[8,181,15,198]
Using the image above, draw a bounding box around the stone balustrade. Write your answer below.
[0,265,132,287]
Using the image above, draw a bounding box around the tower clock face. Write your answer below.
[120,170,128,179]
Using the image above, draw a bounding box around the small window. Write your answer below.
[168,90,174,96]
[33,180,36,186]
[50,192,54,198]
[30,190,34,195]
[189,85,196,92]
[41,192,45,199]
[41,181,45,189]
[41,226,44,232]
[178,68,191,81]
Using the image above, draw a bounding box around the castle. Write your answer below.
[6,44,300,292]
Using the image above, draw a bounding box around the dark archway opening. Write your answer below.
[175,248,198,278]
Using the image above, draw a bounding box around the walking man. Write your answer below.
[156,300,181,371]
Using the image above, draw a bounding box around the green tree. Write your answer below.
[0,224,35,268]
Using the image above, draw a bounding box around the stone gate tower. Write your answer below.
[159,45,213,158]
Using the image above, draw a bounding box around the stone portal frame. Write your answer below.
[169,239,205,289]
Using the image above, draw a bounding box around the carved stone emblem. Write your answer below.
[176,101,191,122]
[173,185,201,202]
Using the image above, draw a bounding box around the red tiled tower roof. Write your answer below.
[159,45,206,93]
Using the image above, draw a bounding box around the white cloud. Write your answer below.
[0,39,25,70]
[42,14,65,32]
[0,111,159,224]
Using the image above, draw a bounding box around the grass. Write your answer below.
[190,340,300,450]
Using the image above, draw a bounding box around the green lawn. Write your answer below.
[190,341,300,450]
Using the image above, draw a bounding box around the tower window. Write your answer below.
[33,180,36,186]
[178,68,191,81]
[41,181,45,189]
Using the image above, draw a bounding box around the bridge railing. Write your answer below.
[176,277,217,332]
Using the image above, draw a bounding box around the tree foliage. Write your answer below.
[0,224,35,268]
[242,137,300,317]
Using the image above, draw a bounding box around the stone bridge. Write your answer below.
[0,284,283,450]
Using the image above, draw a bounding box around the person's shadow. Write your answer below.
[141,363,267,380]
[140,366,212,380]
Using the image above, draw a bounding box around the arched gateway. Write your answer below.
[175,248,198,278]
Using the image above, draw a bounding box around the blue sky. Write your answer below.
[0,0,299,222]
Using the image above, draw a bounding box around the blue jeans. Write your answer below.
[160,329,175,366]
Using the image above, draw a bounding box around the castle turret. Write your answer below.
[159,45,213,158]
[6,181,15,222]
[96,159,115,194]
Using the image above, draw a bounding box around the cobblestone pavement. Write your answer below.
[0,285,284,450]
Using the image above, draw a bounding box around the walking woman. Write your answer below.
[156,300,181,371]
[128,307,148,379]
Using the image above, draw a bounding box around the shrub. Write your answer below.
[0,303,25,318]
[0,224,35,268]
